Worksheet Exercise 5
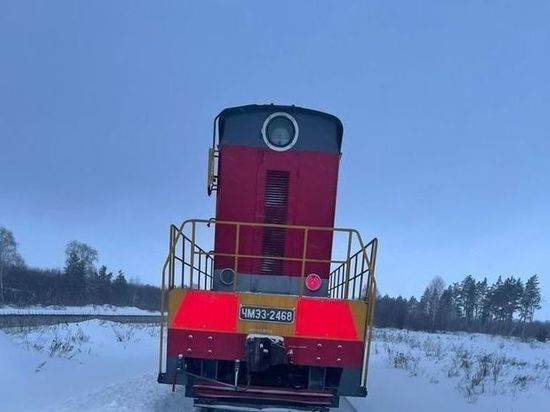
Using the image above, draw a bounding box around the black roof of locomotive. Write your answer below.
[216,104,343,153]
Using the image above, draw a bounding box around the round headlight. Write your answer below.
[219,268,235,285]
[261,112,299,151]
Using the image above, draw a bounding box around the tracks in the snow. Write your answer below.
[193,397,357,412]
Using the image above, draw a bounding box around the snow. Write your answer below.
[0,304,160,316]
[45,374,189,412]
[0,322,549,411]
[354,329,550,412]
[0,320,178,412]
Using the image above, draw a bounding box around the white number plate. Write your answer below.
[239,306,295,323]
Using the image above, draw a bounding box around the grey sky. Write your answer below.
[1,1,549,318]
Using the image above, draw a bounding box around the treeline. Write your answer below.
[375,274,547,341]
[0,227,160,311]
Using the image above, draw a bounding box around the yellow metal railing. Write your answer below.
[158,218,378,389]
[328,237,377,300]
[163,219,376,296]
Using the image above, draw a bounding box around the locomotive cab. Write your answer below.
[158,104,377,411]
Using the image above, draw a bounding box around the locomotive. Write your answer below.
[157,104,377,411]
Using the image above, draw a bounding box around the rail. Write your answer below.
[0,314,160,328]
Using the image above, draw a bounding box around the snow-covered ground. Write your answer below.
[0,320,176,412]
[0,304,160,316]
[354,329,550,412]
[0,322,548,411]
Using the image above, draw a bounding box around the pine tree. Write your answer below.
[113,270,129,306]
[97,265,113,304]
[437,287,456,330]
[476,278,489,327]
[64,249,86,304]
[503,276,523,330]
[64,241,99,304]
[461,275,477,328]
[488,276,506,328]
[519,275,542,340]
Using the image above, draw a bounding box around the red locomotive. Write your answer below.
[158,104,377,411]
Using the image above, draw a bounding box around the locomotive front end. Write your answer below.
[158,105,377,411]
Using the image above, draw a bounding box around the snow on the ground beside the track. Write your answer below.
[0,320,184,412]
[45,374,191,412]
[0,304,160,316]
[351,328,550,412]
[1,323,549,411]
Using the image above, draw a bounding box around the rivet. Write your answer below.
[177,353,183,359]
[208,336,213,341]
[317,343,322,350]
[187,348,192,353]
[337,345,343,351]
[187,334,193,340]
[336,358,342,363]
[316,356,321,362]
[207,349,212,354]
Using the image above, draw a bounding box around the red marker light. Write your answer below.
[305,273,322,292]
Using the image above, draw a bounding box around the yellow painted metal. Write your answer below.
[348,300,368,342]
[233,224,240,291]
[167,288,187,327]
[212,251,339,265]
[300,229,309,295]
[190,221,196,287]
[344,231,353,298]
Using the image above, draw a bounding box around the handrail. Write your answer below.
[165,219,375,296]
[158,217,378,389]
[207,148,219,196]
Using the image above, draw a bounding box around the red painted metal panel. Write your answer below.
[214,146,261,272]
[285,337,363,368]
[167,329,245,360]
[214,145,340,278]
[167,328,362,367]
[295,298,358,340]
[172,290,238,332]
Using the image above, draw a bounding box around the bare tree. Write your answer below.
[422,276,446,331]
[65,240,98,276]
[0,227,25,303]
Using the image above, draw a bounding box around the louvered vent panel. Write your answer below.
[261,171,289,274]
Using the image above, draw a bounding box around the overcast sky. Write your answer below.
[1,1,549,318]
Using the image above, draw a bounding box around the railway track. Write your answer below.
[0,313,160,328]
[194,397,357,412]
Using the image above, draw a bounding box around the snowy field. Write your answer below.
[0,321,548,412]
[0,304,160,316]
[354,329,550,412]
